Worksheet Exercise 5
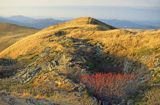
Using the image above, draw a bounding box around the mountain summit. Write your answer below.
[59,17,116,30]
[68,17,115,27]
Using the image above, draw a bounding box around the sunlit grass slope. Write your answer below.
[0,17,160,69]
[0,17,160,105]
[0,17,115,59]
[0,23,38,52]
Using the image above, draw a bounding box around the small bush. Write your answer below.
[81,73,138,102]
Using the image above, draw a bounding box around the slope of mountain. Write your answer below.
[0,17,115,59]
[0,23,38,52]
[0,17,160,105]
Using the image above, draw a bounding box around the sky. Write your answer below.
[0,0,160,21]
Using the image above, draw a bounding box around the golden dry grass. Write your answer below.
[68,29,160,68]
[0,17,112,58]
[0,23,38,52]
[0,17,160,105]
[0,17,159,69]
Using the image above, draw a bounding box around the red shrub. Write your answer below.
[81,73,137,101]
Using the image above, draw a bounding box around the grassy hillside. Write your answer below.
[0,23,38,52]
[0,17,160,105]
[0,17,159,70]
[0,17,115,58]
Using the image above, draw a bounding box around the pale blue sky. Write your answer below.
[0,0,160,21]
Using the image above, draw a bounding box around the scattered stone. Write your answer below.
[127,99,134,105]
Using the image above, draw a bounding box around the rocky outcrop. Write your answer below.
[0,59,21,78]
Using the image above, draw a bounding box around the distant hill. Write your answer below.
[138,20,160,29]
[8,16,65,29]
[0,17,15,23]
[8,16,34,22]
[101,19,159,29]
[0,16,160,29]
[0,23,38,51]
[0,16,65,29]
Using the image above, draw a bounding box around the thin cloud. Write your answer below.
[1,0,160,7]
[0,0,160,21]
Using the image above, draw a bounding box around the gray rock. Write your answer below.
[118,99,126,105]
[51,60,59,66]
[127,99,134,105]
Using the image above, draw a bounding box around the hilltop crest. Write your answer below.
[70,17,113,26]
[44,17,116,32]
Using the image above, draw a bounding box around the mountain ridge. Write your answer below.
[0,17,116,59]
[0,17,160,105]
[0,16,159,29]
